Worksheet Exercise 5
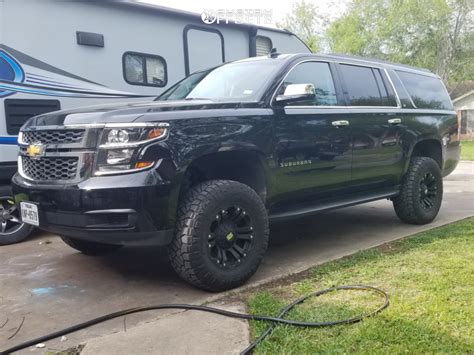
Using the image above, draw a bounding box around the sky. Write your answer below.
[140,0,348,29]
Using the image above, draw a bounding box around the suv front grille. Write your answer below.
[21,156,79,180]
[22,129,85,144]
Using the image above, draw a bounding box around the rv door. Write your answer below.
[184,26,225,75]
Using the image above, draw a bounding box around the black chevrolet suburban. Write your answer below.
[12,53,460,291]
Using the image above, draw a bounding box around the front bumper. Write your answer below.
[12,170,175,246]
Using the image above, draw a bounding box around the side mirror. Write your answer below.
[275,83,315,104]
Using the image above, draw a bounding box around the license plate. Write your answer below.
[20,202,39,226]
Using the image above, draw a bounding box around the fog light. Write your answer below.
[106,149,134,164]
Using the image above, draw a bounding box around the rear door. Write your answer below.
[337,63,404,190]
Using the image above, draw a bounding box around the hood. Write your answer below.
[22,99,258,129]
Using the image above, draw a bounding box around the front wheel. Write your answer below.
[61,236,122,256]
[168,180,269,292]
[393,157,443,225]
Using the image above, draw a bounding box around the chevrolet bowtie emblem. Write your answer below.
[26,143,44,158]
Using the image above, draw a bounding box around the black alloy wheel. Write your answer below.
[419,172,438,210]
[207,205,254,268]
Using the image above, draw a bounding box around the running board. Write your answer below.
[269,186,400,222]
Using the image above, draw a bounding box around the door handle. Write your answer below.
[331,120,349,128]
[388,118,402,125]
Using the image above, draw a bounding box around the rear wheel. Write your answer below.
[0,188,35,246]
[168,180,269,292]
[60,236,122,256]
[393,157,443,225]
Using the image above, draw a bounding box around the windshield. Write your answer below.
[156,60,281,102]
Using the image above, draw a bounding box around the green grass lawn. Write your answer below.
[461,140,474,160]
[248,218,474,354]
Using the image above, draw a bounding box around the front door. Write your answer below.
[271,61,352,207]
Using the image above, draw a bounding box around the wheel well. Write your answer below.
[411,139,442,168]
[180,151,267,202]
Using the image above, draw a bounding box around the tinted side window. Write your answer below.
[279,62,338,106]
[339,64,393,106]
[396,71,452,110]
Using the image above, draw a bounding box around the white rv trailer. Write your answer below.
[0,0,310,242]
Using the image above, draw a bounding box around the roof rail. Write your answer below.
[326,53,432,73]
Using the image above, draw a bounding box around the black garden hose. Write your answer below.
[0,285,389,355]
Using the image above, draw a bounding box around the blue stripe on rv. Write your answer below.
[0,136,18,145]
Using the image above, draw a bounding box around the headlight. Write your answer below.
[107,129,130,144]
[95,122,169,175]
[100,123,168,148]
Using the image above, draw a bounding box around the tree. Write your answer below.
[325,0,474,85]
[277,0,324,52]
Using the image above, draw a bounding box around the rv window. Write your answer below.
[123,52,167,87]
[256,36,272,56]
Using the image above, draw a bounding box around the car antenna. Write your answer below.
[268,48,280,58]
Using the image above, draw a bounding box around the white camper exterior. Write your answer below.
[0,0,310,176]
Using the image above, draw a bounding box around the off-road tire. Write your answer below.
[60,236,122,256]
[393,157,443,225]
[168,180,269,292]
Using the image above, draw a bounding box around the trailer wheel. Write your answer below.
[0,187,35,246]
[168,180,269,292]
[61,236,122,256]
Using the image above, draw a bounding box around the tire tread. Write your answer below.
[393,157,443,225]
[168,180,269,291]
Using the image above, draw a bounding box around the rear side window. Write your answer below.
[396,71,452,110]
[123,52,167,87]
[339,64,396,106]
[279,62,338,106]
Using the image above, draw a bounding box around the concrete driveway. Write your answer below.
[1,161,473,353]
